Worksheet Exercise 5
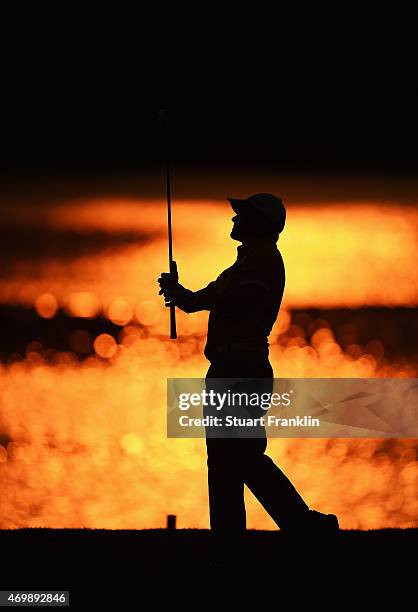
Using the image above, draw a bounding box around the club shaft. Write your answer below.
[166,162,173,263]
[162,113,177,340]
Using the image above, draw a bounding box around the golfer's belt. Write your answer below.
[210,341,268,358]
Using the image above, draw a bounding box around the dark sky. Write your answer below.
[1,104,418,173]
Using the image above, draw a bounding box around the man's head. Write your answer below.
[228,193,286,243]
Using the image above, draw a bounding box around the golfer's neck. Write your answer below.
[239,237,276,251]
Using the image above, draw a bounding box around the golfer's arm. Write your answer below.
[173,281,217,313]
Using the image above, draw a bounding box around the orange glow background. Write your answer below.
[0,197,417,530]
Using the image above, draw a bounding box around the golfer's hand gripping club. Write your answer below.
[168,260,177,339]
[158,260,178,339]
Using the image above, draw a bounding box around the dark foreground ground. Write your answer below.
[0,528,416,607]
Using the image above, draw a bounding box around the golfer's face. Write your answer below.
[230,213,250,241]
[230,215,241,240]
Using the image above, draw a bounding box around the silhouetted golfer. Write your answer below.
[158,194,338,562]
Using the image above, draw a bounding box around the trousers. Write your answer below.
[205,352,309,538]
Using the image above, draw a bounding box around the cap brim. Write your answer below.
[227,197,248,215]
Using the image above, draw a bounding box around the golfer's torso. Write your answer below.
[204,245,285,361]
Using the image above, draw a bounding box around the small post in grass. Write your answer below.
[167,514,177,530]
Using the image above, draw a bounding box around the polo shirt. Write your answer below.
[175,241,285,361]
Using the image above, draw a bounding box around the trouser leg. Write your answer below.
[206,438,246,536]
[206,435,309,535]
[243,439,310,530]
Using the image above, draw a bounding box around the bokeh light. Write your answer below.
[65,292,101,318]
[93,334,117,359]
[106,298,133,326]
[35,293,58,319]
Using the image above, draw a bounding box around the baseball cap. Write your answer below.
[228,193,286,233]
